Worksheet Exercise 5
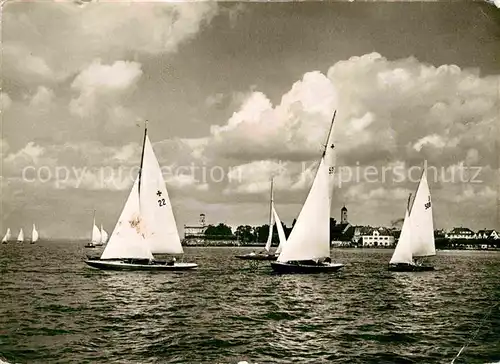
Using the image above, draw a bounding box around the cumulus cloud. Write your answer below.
[2,2,219,88]
[204,53,499,174]
[208,71,338,162]
[1,93,12,111]
[69,59,143,118]
[29,86,55,110]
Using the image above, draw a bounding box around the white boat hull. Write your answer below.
[85,259,198,271]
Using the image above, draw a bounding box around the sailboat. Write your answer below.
[388,164,435,272]
[85,124,197,271]
[270,110,344,274]
[99,225,109,246]
[235,178,285,260]
[31,224,39,244]
[17,229,24,243]
[2,228,11,244]
[85,211,101,248]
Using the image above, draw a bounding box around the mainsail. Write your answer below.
[264,179,274,253]
[2,228,11,243]
[277,113,336,263]
[409,167,435,258]
[17,229,24,243]
[140,134,183,255]
[100,225,109,245]
[31,224,39,243]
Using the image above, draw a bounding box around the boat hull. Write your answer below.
[388,263,434,272]
[235,253,277,261]
[270,261,344,274]
[85,259,198,271]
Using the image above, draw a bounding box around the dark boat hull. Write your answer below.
[388,263,434,272]
[270,261,344,274]
[85,259,198,271]
[235,254,277,261]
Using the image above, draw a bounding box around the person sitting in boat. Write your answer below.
[167,257,176,266]
[324,257,331,264]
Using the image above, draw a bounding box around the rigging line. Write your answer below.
[450,301,499,364]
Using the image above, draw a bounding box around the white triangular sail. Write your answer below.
[140,135,183,255]
[389,207,413,265]
[101,176,154,260]
[17,229,24,243]
[264,180,274,253]
[31,224,39,243]
[100,225,109,245]
[272,205,286,255]
[277,157,331,262]
[410,167,435,257]
[91,218,101,245]
[2,228,11,243]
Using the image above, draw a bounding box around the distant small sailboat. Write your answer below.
[2,228,11,244]
[99,225,108,245]
[270,110,344,274]
[17,229,24,243]
[85,124,197,271]
[235,178,285,261]
[85,211,101,248]
[31,224,39,244]
[389,164,435,272]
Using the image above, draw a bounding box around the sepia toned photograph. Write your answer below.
[1,0,499,363]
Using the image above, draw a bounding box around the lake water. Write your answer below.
[0,242,499,363]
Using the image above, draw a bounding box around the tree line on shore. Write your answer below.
[186,218,344,245]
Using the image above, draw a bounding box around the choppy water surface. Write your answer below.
[0,243,499,363]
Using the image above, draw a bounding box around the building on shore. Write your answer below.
[184,214,207,239]
[330,206,355,247]
[475,229,499,240]
[353,226,395,248]
[445,227,476,240]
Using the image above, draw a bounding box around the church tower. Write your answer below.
[341,205,348,224]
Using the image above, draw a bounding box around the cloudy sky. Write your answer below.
[1,0,499,239]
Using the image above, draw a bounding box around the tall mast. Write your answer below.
[138,120,148,201]
[322,110,336,158]
[268,178,274,228]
